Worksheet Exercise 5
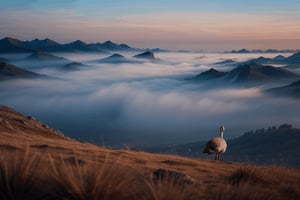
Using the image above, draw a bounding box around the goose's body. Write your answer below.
[203,126,227,160]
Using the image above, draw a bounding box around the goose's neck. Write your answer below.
[220,131,224,139]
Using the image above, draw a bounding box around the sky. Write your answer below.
[0,0,300,50]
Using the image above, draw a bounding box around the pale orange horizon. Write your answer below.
[1,7,299,51]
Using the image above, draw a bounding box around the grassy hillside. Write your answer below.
[0,105,300,199]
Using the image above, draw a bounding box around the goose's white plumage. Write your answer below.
[203,126,227,160]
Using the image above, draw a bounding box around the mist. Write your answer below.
[1,52,299,147]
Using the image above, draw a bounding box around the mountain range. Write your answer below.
[227,48,299,54]
[0,37,142,53]
[248,52,300,66]
[191,62,298,83]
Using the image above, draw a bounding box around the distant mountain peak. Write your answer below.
[29,38,58,44]
[230,48,250,53]
[214,59,237,65]
[101,40,119,49]
[0,62,40,79]
[119,44,130,48]
[207,68,222,74]
[63,62,85,70]
[42,38,59,44]
[103,40,114,45]
[230,63,267,80]
[286,51,300,62]
[97,53,131,63]
[273,55,286,60]
[0,37,32,53]
[133,51,155,60]
[3,37,19,42]
[65,40,87,48]
[27,51,67,61]
[2,37,23,45]
[192,68,226,80]
[23,38,62,52]
[226,62,297,83]
[69,40,86,45]
[109,53,125,58]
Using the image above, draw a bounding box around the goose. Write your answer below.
[203,126,227,160]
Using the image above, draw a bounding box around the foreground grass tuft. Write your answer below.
[48,154,144,200]
[0,150,48,200]
[0,148,299,200]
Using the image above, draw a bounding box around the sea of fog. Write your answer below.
[1,52,299,147]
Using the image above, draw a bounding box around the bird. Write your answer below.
[203,126,227,160]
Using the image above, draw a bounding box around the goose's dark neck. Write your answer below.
[220,131,224,138]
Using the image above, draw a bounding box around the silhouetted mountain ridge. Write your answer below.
[189,62,298,83]
[133,51,156,60]
[97,51,158,64]
[23,38,66,52]
[63,40,96,52]
[0,37,33,53]
[0,62,41,80]
[191,68,226,80]
[97,53,132,64]
[286,51,300,62]
[249,51,300,65]
[266,79,300,98]
[24,51,86,70]
[100,40,134,51]
[0,37,145,53]
[224,62,297,82]
[227,49,299,54]
[230,48,250,53]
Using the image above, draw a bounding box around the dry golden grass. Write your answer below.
[0,105,300,199]
[0,151,45,200]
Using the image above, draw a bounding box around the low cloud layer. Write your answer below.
[1,52,299,147]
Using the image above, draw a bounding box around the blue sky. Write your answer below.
[1,0,300,50]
